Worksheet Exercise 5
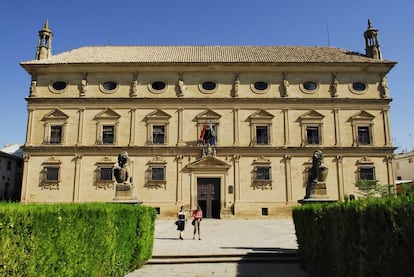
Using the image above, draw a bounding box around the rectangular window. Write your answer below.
[50,125,62,144]
[100,167,113,181]
[409,158,413,164]
[153,125,165,144]
[306,126,320,144]
[102,125,115,144]
[360,167,375,180]
[45,167,59,181]
[7,161,12,170]
[151,167,165,181]
[256,166,271,181]
[358,126,371,145]
[256,126,269,144]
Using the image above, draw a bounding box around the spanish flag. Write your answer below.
[200,122,207,141]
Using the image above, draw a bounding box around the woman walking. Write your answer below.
[176,206,186,240]
[192,206,203,240]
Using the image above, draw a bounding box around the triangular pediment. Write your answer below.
[248,110,274,120]
[298,110,325,121]
[185,156,231,171]
[94,108,121,120]
[42,109,69,121]
[145,109,171,121]
[194,109,222,122]
[349,111,375,121]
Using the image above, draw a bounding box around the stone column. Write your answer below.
[382,108,392,146]
[336,155,344,200]
[333,109,342,146]
[386,155,394,186]
[190,172,196,210]
[77,108,84,145]
[129,109,136,146]
[233,109,240,146]
[283,109,290,146]
[177,108,185,146]
[20,155,30,202]
[284,155,292,202]
[234,155,241,201]
[73,155,82,202]
[176,155,183,203]
[25,108,34,146]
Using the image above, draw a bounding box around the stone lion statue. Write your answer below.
[114,151,130,183]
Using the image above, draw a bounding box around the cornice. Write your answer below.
[26,97,392,110]
[22,145,395,157]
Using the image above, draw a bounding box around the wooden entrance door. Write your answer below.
[197,178,220,219]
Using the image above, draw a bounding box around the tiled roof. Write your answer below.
[21,45,394,65]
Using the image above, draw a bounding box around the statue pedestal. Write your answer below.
[308,182,329,199]
[299,182,336,204]
[112,183,141,204]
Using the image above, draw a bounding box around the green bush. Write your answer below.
[0,203,156,276]
[293,197,414,277]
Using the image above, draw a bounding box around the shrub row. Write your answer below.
[292,197,414,277]
[0,203,156,276]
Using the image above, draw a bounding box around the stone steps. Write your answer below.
[149,252,299,264]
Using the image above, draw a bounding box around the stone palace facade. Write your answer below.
[19,20,396,218]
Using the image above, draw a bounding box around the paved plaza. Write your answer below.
[126,218,309,277]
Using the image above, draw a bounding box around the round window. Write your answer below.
[303,82,318,91]
[352,82,366,91]
[254,81,268,91]
[102,81,118,91]
[202,81,217,91]
[151,81,166,91]
[52,81,67,91]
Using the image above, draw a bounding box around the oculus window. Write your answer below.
[199,81,218,94]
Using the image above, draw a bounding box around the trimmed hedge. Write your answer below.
[0,203,156,276]
[292,197,414,277]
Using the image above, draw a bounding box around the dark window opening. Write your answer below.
[256,166,271,181]
[256,126,269,144]
[102,81,117,91]
[202,81,216,91]
[46,167,59,181]
[353,82,366,91]
[102,125,115,144]
[50,125,62,144]
[358,126,371,145]
[360,167,375,180]
[52,81,67,91]
[151,167,165,181]
[153,125,165,144]
[151,81,166,91]
[261,208,269,216]
[254,81,268,91]
[100,167,113,181]
[303,81,317,90]
[306,126,320,144]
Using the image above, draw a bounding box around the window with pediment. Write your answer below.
[94,156,115,189]
[298,110,325,146]
[356,156,376,183]
[42,109,69,145]
[349,111,375,146]
[145,156,167,189]
[145,110,171,145]
[195,110,221,145]
[40,157,61,190]
[252,157,272,190]
[248,110,274,146]
[94,108,120,145]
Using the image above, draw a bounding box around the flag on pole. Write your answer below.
[200,122,207,142]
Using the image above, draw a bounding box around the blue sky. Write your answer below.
[1,0,413,152]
